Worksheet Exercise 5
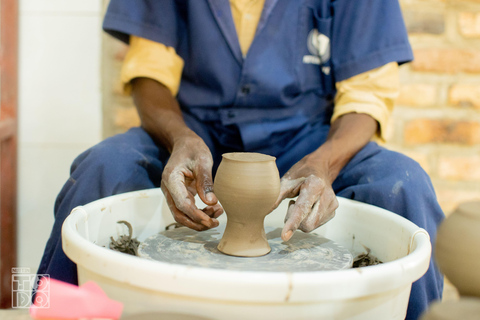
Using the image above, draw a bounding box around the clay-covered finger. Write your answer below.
[202,204,224,219]
[161,185,209,231]
[298,200,323,232]
[272,177,305,211]
[168,198,215,231]
[163,184,205,230]
[299,193,339,232]
[283,200,296,223]
[162,178,218,229]
[211,203,224,218]
[173,211,209,231]
[300,214,335,233]
[281,179,321,241]
[164,172,213,226]
[195,157,217,206]
[281,200,297,241]
[202,205,215,216]
[282,192,315,241]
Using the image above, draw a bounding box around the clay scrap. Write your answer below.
[109,220,140,256]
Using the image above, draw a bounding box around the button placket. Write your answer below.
[241,84,251,95]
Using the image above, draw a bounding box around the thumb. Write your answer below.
[195,161,217,205]
[271,192,285,212]
[272,177,296,210]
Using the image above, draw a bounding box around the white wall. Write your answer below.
[18,0,103,274]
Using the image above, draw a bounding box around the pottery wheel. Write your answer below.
[138,226,353,272]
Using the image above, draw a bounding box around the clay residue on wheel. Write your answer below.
[137,226,353,272]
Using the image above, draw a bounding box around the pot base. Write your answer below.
[217,239,271,257]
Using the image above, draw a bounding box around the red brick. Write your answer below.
[404,119,480,145]
[398,84,437,107]
[404,10,445,34]
[438,156,480,180]
[449,84,480,109]
[412,49,480,73]
[403,151,431,174]
[459,12,480,38]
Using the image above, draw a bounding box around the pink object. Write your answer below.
[30,278,123,319]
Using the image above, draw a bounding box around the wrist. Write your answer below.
[171,128,203,150]
[309,113,377,184]
[309,142,346,184]
[141,112,195,153]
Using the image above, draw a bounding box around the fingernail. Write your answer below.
[202,218,215,228]
[284,230,293,241]
[206,192,214,203]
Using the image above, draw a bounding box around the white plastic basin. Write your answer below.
[62,188,431,320]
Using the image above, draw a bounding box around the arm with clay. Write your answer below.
[273,62,400,241]
[132,78,223,231]
[124,36,222,231]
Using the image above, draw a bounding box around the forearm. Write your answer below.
[310,113,378,184]
[132,77,220,229]
[131,77,196,152]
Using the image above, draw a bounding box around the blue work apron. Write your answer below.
[103,0,413,152]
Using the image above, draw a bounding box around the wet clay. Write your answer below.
[109,220,140,256]
[213,152,280,257]
[352,247,382,268]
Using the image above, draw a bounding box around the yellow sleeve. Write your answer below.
[331,62,400,142]
[120,35,184,96]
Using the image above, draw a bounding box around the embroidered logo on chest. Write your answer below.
[303,28,331,75]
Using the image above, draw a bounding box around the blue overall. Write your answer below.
[38,1,444,319]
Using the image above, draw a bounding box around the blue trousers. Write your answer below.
[38,115,444,320]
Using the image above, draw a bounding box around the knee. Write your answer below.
[343,149,444,230]
[387,152,433,194]
[360,150,437,207]
[70,138,165,191]
[387,152,433,193]
[72,142,136,177]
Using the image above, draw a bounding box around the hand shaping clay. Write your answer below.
[214,152,280,257]
[435,201,480,297]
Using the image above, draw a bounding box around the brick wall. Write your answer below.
[102,0,480,216]
[391,0,480,215]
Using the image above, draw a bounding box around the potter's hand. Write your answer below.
[272,112,380,241]
[272,156,339,242]
[130,78,223,231]
[161,136,223,231]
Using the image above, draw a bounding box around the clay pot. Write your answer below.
[420,297,480,320]
[435,201,480,297]
[214,152,280,257]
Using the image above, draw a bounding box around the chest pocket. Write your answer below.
[296,4,334,96]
